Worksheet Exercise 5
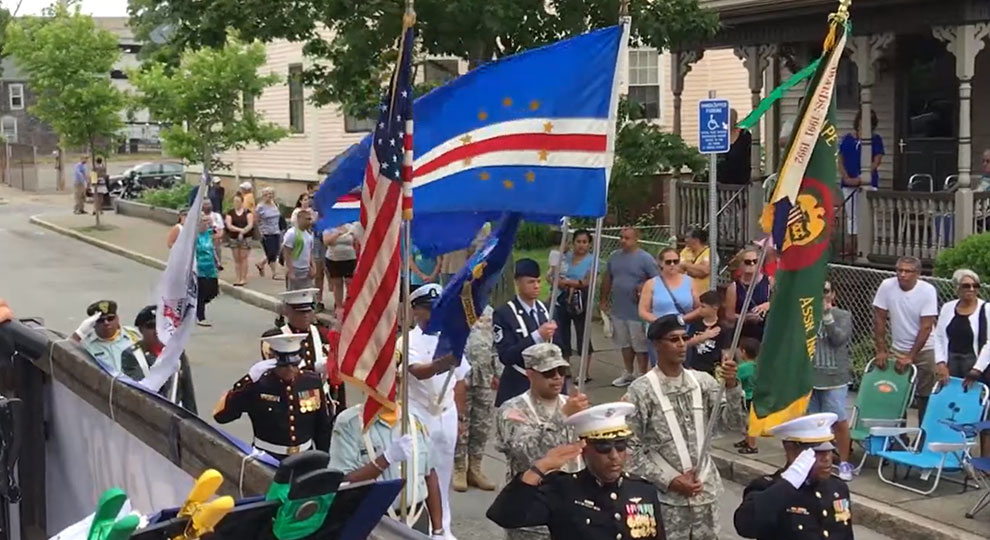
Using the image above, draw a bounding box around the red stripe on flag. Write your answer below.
[413,133,606,178]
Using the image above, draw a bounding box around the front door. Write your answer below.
[895,35,958,191]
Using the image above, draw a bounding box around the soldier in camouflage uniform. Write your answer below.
[494,343,588,540]
[453,305,502,492]
[624,315,746,540]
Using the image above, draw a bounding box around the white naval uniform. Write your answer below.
[406,324,471,537]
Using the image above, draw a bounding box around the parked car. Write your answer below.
[108,161,185,200]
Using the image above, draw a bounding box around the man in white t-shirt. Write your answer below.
[399,283,471,540]
[872,256,939,422]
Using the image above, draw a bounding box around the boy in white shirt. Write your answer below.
[872,256,939,422]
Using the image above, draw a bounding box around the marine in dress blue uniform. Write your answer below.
[733,413,854,540]
[494,258,561,406]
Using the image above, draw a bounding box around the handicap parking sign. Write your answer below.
[698,99,731,154]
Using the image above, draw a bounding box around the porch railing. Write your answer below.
[674,181,752,251]
[864,190,956,260]
[973,192,990,236]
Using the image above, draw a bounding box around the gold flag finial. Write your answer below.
[823,0,852,51]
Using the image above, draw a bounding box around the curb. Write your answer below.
[711,450,986,540]
[30,215,332,325]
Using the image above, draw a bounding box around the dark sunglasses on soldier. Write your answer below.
[590,439,629,454]
[538,366,568,379]
[97,315,117,324]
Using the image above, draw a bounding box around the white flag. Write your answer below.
[141,174,209,391]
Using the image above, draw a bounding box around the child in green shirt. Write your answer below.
[734,337,759,454]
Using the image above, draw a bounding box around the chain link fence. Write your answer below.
[595,225,675,258]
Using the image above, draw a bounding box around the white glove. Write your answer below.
[74,313,101,339]
[248,359,277,382]
[383,434,414,465]
[781,448,816,489]
[430,535,445,540]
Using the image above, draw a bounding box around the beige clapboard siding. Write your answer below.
[778,57,894,189]
[662,49,751,147]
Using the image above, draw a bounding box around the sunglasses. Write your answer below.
[590,439,629,454]
[959,283,979,290]
[742,259,758,266]
[538,366,568,379]
[96,315,117,324]
[661,334,687,344]
[663,258,680,266]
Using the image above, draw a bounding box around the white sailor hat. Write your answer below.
[409,283,442,308]
[768,412,838,451]
[279,288,319,311]
[565,402,635,441]
[261,333,308,363]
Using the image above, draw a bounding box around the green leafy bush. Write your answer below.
[934,232,990,282]
[516,221,556,250]
[138,183,195,210]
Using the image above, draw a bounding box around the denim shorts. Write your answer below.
[807,385,849,422]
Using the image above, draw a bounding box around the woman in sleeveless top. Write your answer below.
[551,229,596,379]
[639,247,700,324]
[723,247,773,341]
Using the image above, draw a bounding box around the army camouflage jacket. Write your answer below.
[495,391,576,478]
[624,368,746,507]
[464,305,502,388]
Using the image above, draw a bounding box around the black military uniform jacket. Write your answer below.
[493,297,560,406]
[487,468,665,540]
[213,369,331,458]
[120,344,198,414]
[734,471,853,540]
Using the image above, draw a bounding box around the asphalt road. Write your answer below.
[0,189,893,540]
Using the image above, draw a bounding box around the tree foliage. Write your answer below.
[934,233,990,283]
[129,39,287,171]
[4,3,125,153]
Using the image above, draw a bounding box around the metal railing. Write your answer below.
[674,181,751,251]
[974,192,990,235]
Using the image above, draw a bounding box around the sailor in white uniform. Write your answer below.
[399,283,471,540]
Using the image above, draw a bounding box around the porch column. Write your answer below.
[668,50,704,233]
[935,23,990,243]
[846,33,893,187]
[670,50,705,138]
[734,44,778,181]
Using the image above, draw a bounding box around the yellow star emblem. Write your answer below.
[503,180,514,189]
[525,171,535,182]
[463,157,472,166]
[543,121,553,133]
[502,97,513,107]
[460,134,472,144]
[538,149,549,161]
[471,262,486,280]
[479,171,490,181]
[529,100,541,111]
[478,110,488,121]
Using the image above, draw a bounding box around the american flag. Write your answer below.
[337,22,414,427]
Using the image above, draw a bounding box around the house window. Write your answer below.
[9,84,24,111]
[424,59,459,85]
[344,115,377,133]
[835,57,858,111]
[628,49,661,120]
[1,116,17,143]
[288,64,305,133]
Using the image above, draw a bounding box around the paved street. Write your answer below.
[0,187,910,540]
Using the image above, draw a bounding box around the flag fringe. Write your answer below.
[340,373,398,412]
[748,392,813,437]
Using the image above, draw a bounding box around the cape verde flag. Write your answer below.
[316,24,628,225]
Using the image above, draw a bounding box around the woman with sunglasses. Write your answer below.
[933,269,990,387]
[723,247,773,341]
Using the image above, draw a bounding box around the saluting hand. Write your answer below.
[534,441,586,473]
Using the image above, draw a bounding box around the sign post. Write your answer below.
[698,93,731,289]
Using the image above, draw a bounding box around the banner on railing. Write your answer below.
[45,380,194,534]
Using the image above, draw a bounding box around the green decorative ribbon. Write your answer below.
[735,58,822,130]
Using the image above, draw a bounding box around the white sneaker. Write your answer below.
[611,372,636,387]
[838,462,854,482]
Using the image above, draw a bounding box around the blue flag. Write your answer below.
[315,24,627,233]
[426,213,522,360]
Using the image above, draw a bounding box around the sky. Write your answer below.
[12,0,129,17]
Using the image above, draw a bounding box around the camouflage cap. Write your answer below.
[522,343,569,372]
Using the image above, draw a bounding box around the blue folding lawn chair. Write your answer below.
[944,419,990,518]
[869,377,989,496]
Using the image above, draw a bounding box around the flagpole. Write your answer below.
[546,217,570,322]
[576,217,603,393]
[398,0,415,523]
[695,243,769,468]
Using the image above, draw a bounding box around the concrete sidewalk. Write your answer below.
[26,198,990,540]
